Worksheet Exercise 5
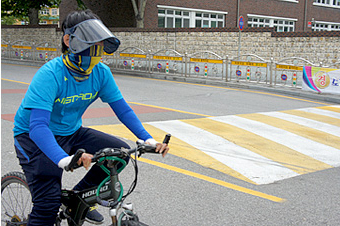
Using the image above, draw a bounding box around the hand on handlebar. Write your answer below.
[79,153,93,170]
[145,134,170,157]
[155,143,169,157]
[62,149,93,172]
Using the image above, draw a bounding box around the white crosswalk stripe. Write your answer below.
[299,107,340,119]
[258,111,340,137]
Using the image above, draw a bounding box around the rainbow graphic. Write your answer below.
[302,66,321,93]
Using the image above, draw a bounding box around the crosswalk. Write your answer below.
[90,105,340,185]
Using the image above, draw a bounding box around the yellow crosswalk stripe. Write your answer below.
[183,118,331,175]
[282,110,340,126]
[317,106,340,113]
[142,124,255,184]
[239,114,340,150]
[89,124,136,141]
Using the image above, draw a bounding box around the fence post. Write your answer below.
[185,52,188,77]
[269,57,274,86]
[151,52,154,74]
[225,55,229,82]
[148,50,151,74]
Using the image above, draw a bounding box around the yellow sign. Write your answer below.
[276,64,303,71]
[12,45,32,50]
[190,58,223,64]
[153,56,183,61]
[120,53,146,58]
[232,61,267,67]
[36,47,57,51]
[1,44,8,47]
[104,52,113,56]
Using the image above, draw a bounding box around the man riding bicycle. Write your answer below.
[13,10,169,226]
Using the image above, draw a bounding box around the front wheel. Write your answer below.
[118,210,148,226]
[1,171,32,226]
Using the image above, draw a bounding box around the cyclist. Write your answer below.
[13,9,169,226]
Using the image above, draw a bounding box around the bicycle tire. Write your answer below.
[1,171,32,226]
[118,210,149,226]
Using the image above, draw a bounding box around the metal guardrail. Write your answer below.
[1,40,58,63]
[2,42,339,89]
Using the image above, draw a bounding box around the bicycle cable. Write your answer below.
[122,150,138,201]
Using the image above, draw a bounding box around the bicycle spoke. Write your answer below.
[2,181,32,222]
[2,184,17,216]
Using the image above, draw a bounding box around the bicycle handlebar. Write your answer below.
[65,134,171,172]
[64,149,85,172]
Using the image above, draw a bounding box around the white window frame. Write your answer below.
[51,8,58,16]
[157,5,227,28]
[312,20,340,31]
[313,0,340,8]
[247,14,297,32]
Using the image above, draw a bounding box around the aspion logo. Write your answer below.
[55,91,98,104]
[314,71,330,89]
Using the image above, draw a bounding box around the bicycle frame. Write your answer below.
[58,156,129,226]
[2,135,170,226]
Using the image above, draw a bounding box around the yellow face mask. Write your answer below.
[62,45,104,81]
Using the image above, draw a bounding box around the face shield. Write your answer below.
[65,19,120,54]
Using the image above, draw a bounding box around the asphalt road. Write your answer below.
[1,63,340,226]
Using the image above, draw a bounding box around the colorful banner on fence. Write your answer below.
[302,66,340,94]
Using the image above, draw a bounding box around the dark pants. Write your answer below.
[14,127,130,226]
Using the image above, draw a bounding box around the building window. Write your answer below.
[313,0,340,7]
[51,8,58,16]
[158,5,227,28]
[247,14,296,32]
[312,21,340,31]
[195,12,224,28]
[40,9,49,15]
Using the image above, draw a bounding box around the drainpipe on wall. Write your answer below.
[237,0,240,27]
[304,0,308,32]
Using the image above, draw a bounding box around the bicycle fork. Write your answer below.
[108,163,122,226]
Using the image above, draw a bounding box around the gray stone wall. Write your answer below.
[1,27,339,66]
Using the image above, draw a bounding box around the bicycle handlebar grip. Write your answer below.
[162,134,171,144]
[65,149,85,172]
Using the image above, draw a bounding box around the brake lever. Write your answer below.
[65,149,85,172]
[137,134,171,157]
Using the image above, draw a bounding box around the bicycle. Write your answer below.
[1,134,171,226]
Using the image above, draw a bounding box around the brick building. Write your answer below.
[146,0,340,31]
[59,0,340,32]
